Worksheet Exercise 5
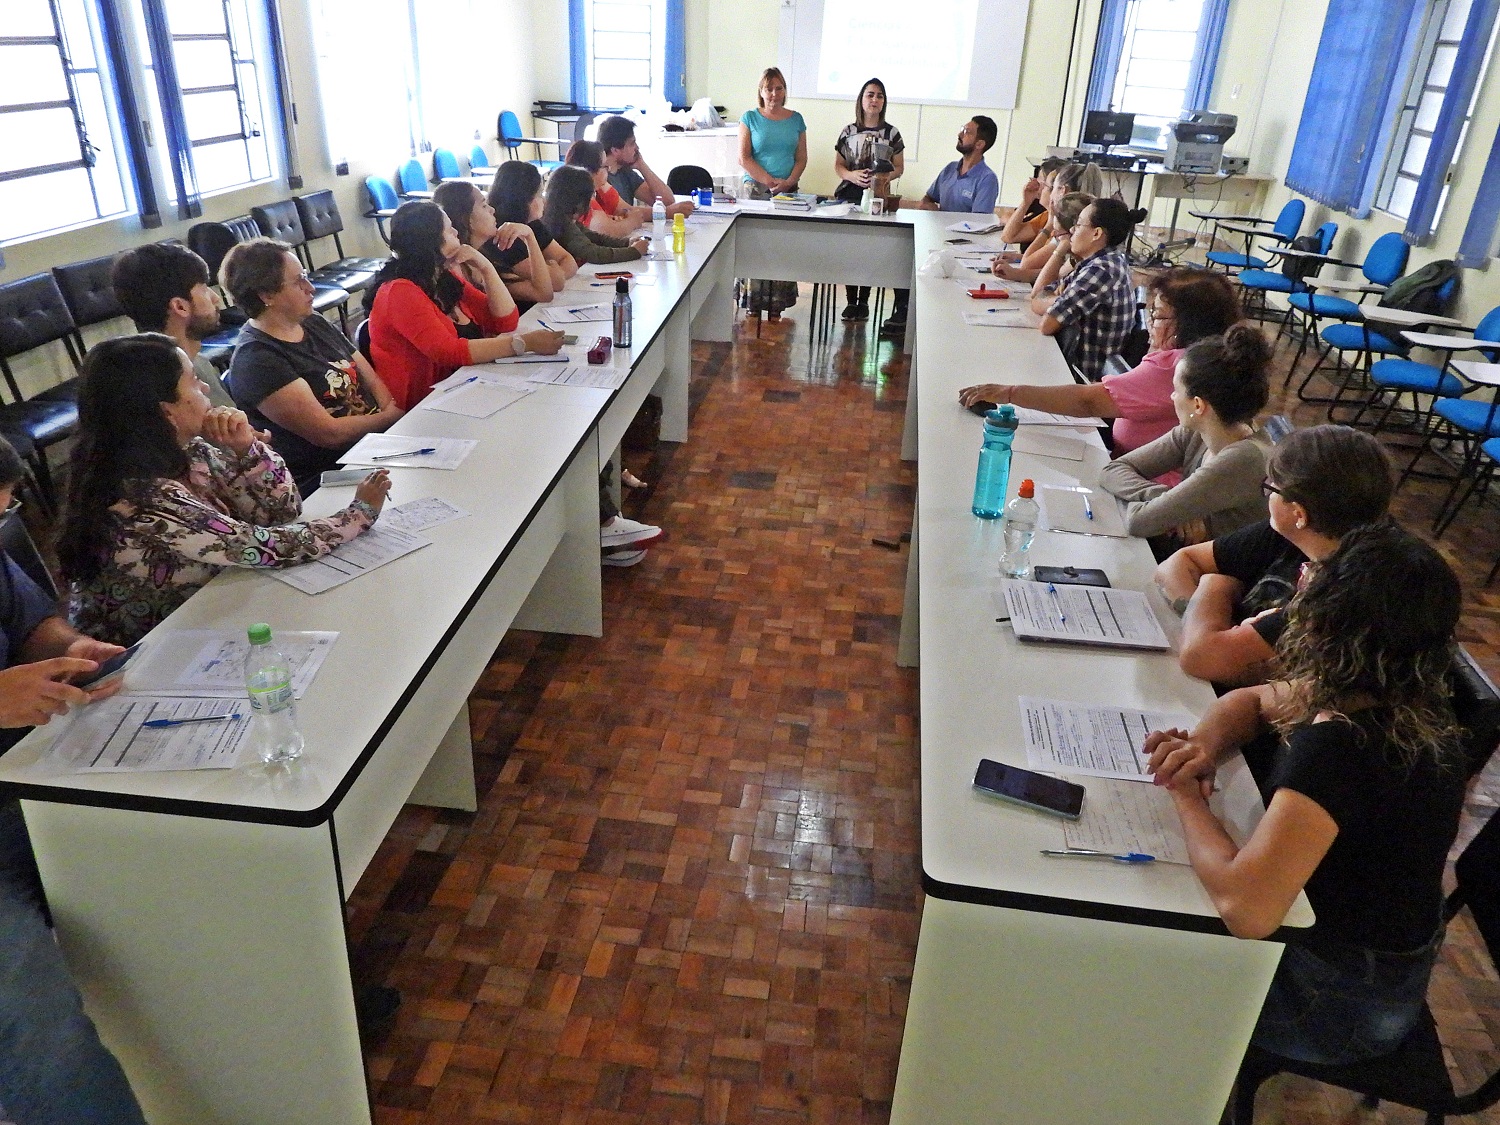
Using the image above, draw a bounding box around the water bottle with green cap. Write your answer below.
[244,623,303,763]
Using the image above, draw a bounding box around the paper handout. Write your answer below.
[1021,696,1197,782]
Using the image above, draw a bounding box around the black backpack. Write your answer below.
[1380,258,1460,314]
[1279,233,1325,283]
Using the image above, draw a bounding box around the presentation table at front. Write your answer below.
[0,203,1302,1124]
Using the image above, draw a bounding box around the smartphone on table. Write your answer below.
[973,758,1085,819]
[74,643,141,690]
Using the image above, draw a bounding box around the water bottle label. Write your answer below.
[248,680,294,715]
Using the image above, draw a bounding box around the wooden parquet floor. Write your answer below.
[351,297,1500,1124]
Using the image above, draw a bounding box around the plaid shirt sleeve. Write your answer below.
[1046,256,1111,329]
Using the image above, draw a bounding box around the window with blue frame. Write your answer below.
[570,0,686,110]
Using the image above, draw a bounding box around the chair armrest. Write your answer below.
[364,208,398,220]
[399,189,434,200]
[517,136,566,146]
[1401,331,1497,351]
[1304,276,1378,292]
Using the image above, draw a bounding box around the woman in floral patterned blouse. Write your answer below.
[58,333,392,646]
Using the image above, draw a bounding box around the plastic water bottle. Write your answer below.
[971,406,1019,519]
[861,185,875,214]
[999,479,1040,578]
[244,623,303,763]
[652,198,666,245]
[612,277,632,348]
[671,212,686,254]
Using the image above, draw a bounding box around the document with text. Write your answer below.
[1063,778,1192,864]
[271,525,431,595]
[1021,697,1197,782]
[525,364,629,390]
[545,303,613,322]
[40,697,252,773]
[382,496,470,535]
[1039,486,1129,537]
[961,308,1034,329]
[124,630,337,699]
[419,380,533,419]
[1003,580,1169,650]
[338,434,477,471]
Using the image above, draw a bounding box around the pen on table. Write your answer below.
[1039,849,1155,864]
[370,447,437,461]
[1046,582,1067,625]
[436,376,477,395]
[1082,493,1094,521]
[142,713,241,729]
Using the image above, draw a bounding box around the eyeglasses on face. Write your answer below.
[1261,479,1287,500]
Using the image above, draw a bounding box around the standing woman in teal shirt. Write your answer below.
[738,67,807,318]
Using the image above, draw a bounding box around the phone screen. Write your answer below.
[973,759,1085,819]
[75,643,141,689]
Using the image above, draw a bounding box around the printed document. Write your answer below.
[1012,429,1087,461]
[1003,580,1169,650]
[1063,778,1192,864]
[1021,696,1197,782]
[546,303,613,322]
[271,525,431,595]
[961,308,1034,329]
[947,219,1003,235]
[525,365,628,390]
[338,434,477,471]
[1014,406,1105,428]
[124,630,337,698]
[41,697,252,773]
[419,380,533,419]
[383,496,469,535]
[1039,486,1129,537]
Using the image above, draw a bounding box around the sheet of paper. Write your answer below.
[1063,778,1191,865]
[524,364,627,389]
[545,303,612,322]
[40,697,252,773]
[1039,487,1129,537]
[962,308,1035,328]
[1012,429,1087,461]
[641,248,675,261]
[124,630,338,699]
[1021,697,1197,782]
[487,352,569,365]
[382,496,469,535]
[1003,580,1169,650]
[338,434,477,471]
[947,219,1003,234]
[953,278,1012,295]
[1014,406,1104,427]
[419,381,533,419]
[271,525,431,595]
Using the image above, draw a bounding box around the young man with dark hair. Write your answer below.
[596,115,696,218]
[110,242,235,408]
[0,434,147,1122]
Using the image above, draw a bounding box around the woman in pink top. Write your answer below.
[958,268,1241,454]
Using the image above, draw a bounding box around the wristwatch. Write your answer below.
[511,335,528,357]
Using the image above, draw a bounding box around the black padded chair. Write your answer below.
[194,213,351,333]
[1230,800,1500,1124]
[0,274,84,507]
[293,191,386,288]
[0,501,56,601]
[248,201,358,330]
[667,164,713,195]
[52,255,127,369]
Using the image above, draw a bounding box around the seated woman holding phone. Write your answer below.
[1147,519,1466,1066]
[59,334,391,647]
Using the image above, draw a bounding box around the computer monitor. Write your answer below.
[1082,111,1136,151]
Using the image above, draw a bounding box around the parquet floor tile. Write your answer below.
[352,292,1500,1124]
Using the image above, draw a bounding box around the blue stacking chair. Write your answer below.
[498,109,563,173]
[1286,232,1410,397]
[469,144,492,180]
[397,158,432,199]
[363,174,401,245]
[1205,199,1304,274]
[1237,221,1337,329]
[431,147,461,181]
[1398,341,1500,510]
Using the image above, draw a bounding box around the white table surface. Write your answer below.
[1453,359,1500,387]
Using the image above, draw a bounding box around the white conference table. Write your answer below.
[888,219,1311,1124]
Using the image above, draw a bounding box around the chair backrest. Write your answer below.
[1475,306,1500,363]
[398,159,427,194]
[250,199,307,247]
[667,164,713,194]
[572,112,597,142]
[1455,805,1500,964]
[1272,198,1306,242]
[0,504,56,600]
[470,144,490,171]
[432,148,461,180]
[294,190,346,241]
[52,255,125,331]
[365,175,400,211]
[0,274,77,364]
[355,317,372,359]
[1363,231,1410,286]
[1314,221,1337,256]
[498,110,523,150]
[186,217,260,285]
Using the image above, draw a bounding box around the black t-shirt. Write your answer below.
[480,220,556,275]
[227,316,377,496]
[1212,520,1306,647]
[1271,712,1465,953]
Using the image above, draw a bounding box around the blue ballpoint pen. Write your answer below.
[142,713,240,729]
[436,376,478,394]
[1039,849,1156,863]
[1082,493,1094,520]
[371,447,437,461]
[1046,583,1067,624]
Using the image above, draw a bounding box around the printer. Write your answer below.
[1164,111,1237,174]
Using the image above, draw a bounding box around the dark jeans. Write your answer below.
[843,287,909,317]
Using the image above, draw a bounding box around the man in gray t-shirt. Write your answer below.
[111,242,235,408]
[597,115,696,218]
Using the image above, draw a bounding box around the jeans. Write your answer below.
[0,802,146,1125]
[1251,930,1441,1065]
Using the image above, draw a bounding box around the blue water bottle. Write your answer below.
[971,405,1019,519]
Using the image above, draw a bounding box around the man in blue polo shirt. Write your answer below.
[917,116,1000,215]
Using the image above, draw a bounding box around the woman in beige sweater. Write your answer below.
[1098,323,1274,544]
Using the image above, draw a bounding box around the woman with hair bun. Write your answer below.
[1148,519,1465,1065]
[1098,322,1273,543]
[1031,197,1144,380]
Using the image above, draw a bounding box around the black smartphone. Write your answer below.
[946,237,973,244]
[74,643,141,689]
[966,399,998,416]
[1031,566,1111,588]
[973,759,1085,819]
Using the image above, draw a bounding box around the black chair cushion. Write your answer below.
[0,428,37,461]
[250,200,307,247]
[201,324,242,351]
[667,164,713,194]
[310,266,378,293]
[0,274,76,360]
[32,376,80,405]
[311,286,350,314]
[53,256,126,330]
[0,399,77,447]
[294,190,346,241]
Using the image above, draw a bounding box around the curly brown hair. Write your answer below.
[1272,519,1462,770]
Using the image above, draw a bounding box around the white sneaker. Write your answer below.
[602,548,647,567]
[600,515,662,549]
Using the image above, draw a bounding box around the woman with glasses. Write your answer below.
[1154,425,1395,688]
[59,334,391,646]
[959,268,1241,455]
[1097,323,1273,545]
[1147,519,1465,1066]
[221,238,403,497]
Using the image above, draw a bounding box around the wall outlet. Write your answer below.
[335,161,349,176]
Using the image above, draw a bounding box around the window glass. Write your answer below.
[1106,0,1208,150]
[586,0,663,109]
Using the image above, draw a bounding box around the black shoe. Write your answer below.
[879,314,906,338]
[842,303,869,321]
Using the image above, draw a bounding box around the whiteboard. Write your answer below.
[778,0,1031,109]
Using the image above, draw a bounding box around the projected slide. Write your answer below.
[817,0,979,102]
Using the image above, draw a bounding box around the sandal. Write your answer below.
[621,469,648,490]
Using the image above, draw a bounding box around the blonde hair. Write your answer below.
[757,67,787,109]
[1052,191,1093,233]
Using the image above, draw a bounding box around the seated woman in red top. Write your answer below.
[364,202,563,410]
[566,140,647,239]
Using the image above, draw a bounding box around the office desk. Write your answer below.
[888,215,1311,1124]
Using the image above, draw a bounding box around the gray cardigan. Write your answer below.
[1097,425,1272,539]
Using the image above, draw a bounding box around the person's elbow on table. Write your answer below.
[1037,313,1061,336]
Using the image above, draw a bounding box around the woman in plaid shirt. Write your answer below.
[1030,198,1145,380]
